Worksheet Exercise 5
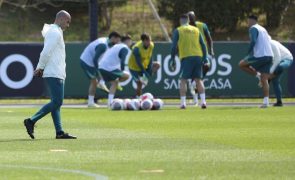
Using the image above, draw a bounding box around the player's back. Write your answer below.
[251,24,273,58]
[99,43,129,71]
[80,37,108,66]
[177,25,203,59]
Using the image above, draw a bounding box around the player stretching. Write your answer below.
[98,35,132,107]
[239,15,273,108]
[187,11,214,106]
[80,31,121,108]
[24,10,77,139]
[171,14,207,109]
[128,33,160,98]
[269,39,293,106]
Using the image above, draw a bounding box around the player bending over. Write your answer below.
[269,39,293,106]
[80,31,121,108]
[128,33,160,98]
[187,11,214,106]
[239,15,273,108]
[170,14,207,109]
[98,35,132,107]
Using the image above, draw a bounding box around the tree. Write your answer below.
[157,0,293,33]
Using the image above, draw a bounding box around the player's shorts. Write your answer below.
[129,66,152,82]
[80,60,99,79]
[180,56,203,79]
[244,56,273,73]
[98,69,124,82]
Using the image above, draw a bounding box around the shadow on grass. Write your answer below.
[0,138,54,143]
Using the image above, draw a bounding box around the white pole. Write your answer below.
[146,0,171,42]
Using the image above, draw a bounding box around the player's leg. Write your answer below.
[24,78,64,139]
[272,75,283,106]
[80,61,100,107]
[96,71,109,93]
[272,59,293,106]
[193,57,206,108]
[260,73,270,107]
[179,58,193,109]
[108,80,118,107]
[130,69,143,98]
[254,57,273,107]
[88,79,99,107]
[239,57,260,77]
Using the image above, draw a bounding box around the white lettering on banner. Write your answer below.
[0,54,34,89]
[217,54,232,76]
[121,53,233,90]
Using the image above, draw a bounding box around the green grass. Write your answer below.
[0,106,295,179]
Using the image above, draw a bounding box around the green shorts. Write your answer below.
[245,56,273,73]
[98,69,124,82]
[129,67,152,82]
[180,56,203,79]
[80,60,99,79]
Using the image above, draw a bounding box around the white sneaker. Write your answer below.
[193,102,199,107]
[87,103,100,108]
[259,104,269,108]
[97,83,109,93]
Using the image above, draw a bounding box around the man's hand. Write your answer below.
[169,58,176,71]
[34,69,44,77]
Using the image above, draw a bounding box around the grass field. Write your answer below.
[0,105,295,179]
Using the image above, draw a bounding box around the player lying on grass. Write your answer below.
[239,15,273,108]
[24,10,76,139]
[98,35,132,107]
[269,39,293,106]
[80,31,121,108]
[187,11,214,106]
[170,14,207,109]
[128,33,160,98]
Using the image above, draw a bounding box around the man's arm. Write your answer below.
[171,29,179,60]
[248,27,258,55]
[203,23,214,56]
[36,30,60,70]
[199,34,207,61]
[119,47,129,70]
[93,44,107,68]
[133,47,145,72]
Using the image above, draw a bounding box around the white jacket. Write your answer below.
[270,40,293,73]
[37,24,66,80]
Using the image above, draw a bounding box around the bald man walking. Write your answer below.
[24,10,77,139]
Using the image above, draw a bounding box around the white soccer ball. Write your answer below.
[110,99,124,111]
[141,92,154,101]
[123,99,132,110]
[152,99,164,110]
[129,99,141,110]
[141,99,153,110]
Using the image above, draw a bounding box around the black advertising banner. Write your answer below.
[0,43,44,97]
[287,43,295,96]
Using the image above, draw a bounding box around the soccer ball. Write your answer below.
[123,99,132,110]
[129,99,141,110]
[110,99,124,111]
[141,92,154,101]
[152,99,164,110]
[141,99,153,110]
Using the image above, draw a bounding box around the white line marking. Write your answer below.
[49,149,68,152]
[0,164,108,180]
[139,169,165,173]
